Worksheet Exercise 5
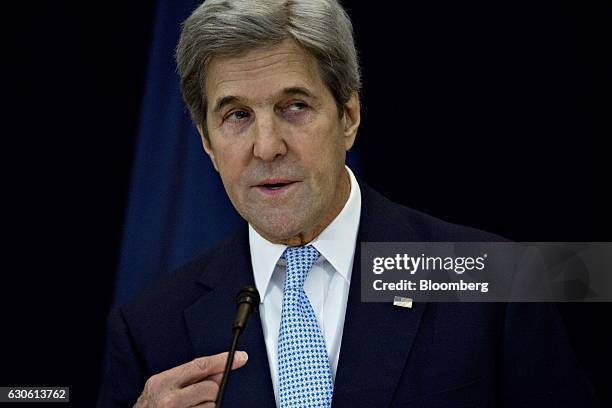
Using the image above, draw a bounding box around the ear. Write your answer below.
[196,124,219,172]
[341,91,361,151]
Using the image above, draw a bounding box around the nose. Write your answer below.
[252,113,287,161]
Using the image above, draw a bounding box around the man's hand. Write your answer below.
[133,351,248,407]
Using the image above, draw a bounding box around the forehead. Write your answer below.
[205,39,325,106]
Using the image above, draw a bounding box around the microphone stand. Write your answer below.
[216,286,260,408]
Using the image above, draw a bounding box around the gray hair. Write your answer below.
[175,0,361,135]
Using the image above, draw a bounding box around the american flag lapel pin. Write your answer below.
[393,296,413,309]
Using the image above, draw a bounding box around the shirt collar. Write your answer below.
[249,166,362,302]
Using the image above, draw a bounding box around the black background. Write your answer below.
[3,1,610,406]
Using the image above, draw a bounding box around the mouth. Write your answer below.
[254,179,298,195]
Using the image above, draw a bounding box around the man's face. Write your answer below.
[199,39,360,245]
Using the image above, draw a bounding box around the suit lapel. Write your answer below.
[332,183,427,407]
[184,226,276,407]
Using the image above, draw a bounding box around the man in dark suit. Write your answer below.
[99,0,598,406]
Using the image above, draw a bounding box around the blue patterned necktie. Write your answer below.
[278,245,334,407]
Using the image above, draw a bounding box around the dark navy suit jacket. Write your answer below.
[98,182,598,407]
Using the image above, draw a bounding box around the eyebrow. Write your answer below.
[211,87,316,114]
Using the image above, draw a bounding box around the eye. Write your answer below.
[225,110,250,122]
[286,102,307,112]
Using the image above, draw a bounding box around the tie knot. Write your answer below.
[282,245,320,289]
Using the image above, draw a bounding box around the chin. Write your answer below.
[250,215,305,243]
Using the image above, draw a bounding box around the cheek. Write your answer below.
[214,147,249,193]
[302,142,345,197]
[307,127,346,172]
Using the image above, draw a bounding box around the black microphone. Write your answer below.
[216,286,260,408]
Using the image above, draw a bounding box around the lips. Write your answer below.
[254,179,298,195]
[256,179,293,188]
[262,182,289,190]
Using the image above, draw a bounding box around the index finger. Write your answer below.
[168,351,248,388]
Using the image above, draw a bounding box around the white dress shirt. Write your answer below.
[249,166,361,406]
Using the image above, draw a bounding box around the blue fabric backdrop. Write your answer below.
[113,0,361,307]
